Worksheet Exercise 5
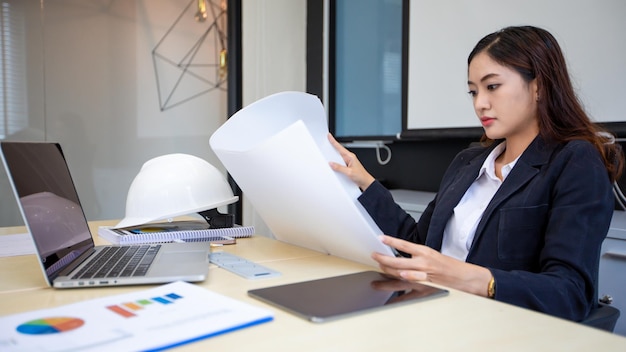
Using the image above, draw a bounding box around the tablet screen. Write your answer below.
[248,271,448,323]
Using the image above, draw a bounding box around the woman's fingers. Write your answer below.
[379,235,424,256]
[372,252,429,281]
[327,133,375,190]
[328,133,352,162]
[373,235,436,282]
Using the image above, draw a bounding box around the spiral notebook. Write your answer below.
[98,220,254,245]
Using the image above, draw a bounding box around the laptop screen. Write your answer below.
[1,142,94,280]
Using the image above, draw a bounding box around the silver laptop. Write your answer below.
[0,141,210,288]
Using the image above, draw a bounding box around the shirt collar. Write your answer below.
[477,142,519,181]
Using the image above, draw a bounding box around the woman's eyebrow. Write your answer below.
[467,73,499,86]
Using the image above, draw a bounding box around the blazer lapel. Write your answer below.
[425,144,496,250]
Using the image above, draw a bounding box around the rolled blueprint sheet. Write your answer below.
[210,91,395,267]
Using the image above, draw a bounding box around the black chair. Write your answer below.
[580,302,620,332]
[583,164,622,333]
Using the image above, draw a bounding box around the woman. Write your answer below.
[329,26,623,321]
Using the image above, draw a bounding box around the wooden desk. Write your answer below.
[1,221,626,351]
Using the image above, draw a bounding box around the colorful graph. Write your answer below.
[106,292,183,318]
[16,317,84,335]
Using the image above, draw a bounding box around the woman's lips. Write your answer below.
[480,117,495,127]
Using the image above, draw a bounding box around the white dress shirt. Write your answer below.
[441,142,519,261]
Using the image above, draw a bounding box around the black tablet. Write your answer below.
[248,271,448,323]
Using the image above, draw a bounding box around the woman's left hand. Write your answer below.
[327,133,376,191]
[372,235,493,297]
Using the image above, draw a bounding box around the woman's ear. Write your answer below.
[531,79,540,102]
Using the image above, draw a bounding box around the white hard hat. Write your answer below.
[115,153,238,228]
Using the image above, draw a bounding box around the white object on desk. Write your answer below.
[210,252,281,279]
[0,233,35,257]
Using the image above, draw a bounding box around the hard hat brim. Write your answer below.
[114,195,238,229]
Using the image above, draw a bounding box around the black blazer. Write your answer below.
[359,136,614,321]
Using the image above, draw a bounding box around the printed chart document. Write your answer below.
[0,281,273,351]
[209,91,396,267]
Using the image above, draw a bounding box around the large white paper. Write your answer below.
[209,91,395,267]
[0,281,273,351]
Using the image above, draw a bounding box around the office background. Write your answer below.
[1,0,625,337]
[1,0,626,236]
[0,0,306,235]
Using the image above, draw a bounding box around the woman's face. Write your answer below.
[468,52,539,142]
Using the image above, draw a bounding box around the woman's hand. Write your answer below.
[327,133,376,191]
[373,235,494,297]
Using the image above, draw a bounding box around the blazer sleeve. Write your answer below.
[358,180,429,245]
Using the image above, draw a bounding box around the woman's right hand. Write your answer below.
[328,133,376,191]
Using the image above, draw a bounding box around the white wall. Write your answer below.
[407,0,626,131]
[0,0,228,226]
[239,0,307,236]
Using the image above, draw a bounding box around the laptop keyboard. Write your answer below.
[72,245,161,279]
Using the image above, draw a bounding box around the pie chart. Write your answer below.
[16,317,85,335]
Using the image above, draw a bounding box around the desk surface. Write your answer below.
[1,221,626,351]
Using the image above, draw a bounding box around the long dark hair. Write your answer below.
[468,26,623,181]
